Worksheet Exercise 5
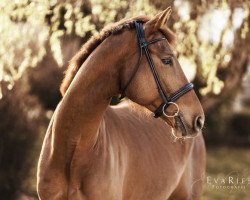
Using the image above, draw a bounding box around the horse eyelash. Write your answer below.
[161,58,173,66]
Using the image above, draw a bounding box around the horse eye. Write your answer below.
[162,58,173,66]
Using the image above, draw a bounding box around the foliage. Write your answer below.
[175,1,249,95]
[1,0,249,105]
[0,0,157,98]
[0,76,46,199]
[0,0,250,198]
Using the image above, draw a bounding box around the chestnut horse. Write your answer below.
[37,8,205,200]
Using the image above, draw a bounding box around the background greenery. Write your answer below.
[0,0,249,199]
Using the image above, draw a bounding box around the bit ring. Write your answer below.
[162,102,179,118]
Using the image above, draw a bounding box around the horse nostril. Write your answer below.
[194,116,204,132]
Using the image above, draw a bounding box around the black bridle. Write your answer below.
[120,21,194,118]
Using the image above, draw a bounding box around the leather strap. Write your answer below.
[153,83,194,118]
[120,21,194,118]
[120,24,166,99]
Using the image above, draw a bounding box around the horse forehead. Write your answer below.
[145,29,164,40]
[146,33,172,51]
[149,41,173,55]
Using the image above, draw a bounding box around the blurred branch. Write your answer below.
[0,0,158,98]
[0,0,249,113]
[201,11,250,110]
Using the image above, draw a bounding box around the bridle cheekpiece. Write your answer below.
[120,21,194,118]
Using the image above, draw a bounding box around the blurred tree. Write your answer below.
[0,76,46,199]
[188,0,250,111]
[0,0,250,198]
[0,0,249,110]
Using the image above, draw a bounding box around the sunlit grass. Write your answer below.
[202,146,250,200]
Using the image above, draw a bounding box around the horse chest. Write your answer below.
[69,134,185,200]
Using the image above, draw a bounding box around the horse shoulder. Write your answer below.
[37,103,69,199]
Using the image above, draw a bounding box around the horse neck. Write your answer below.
[58,34,131,146]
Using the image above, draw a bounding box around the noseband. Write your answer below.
[120,21,194,118]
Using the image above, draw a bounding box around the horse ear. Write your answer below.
[153,7,172,30]
[148,10,164,24]
[146,7,176,45]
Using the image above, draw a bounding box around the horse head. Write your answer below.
[120,8,205,138]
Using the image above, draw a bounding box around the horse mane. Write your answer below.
[60,16,176,96]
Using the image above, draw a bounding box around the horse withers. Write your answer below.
[37,7,205,200]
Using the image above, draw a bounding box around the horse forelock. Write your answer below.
[60,15,176,96]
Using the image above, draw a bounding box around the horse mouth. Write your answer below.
[174,113,195,137]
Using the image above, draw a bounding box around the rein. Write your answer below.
[120,21,194,118]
